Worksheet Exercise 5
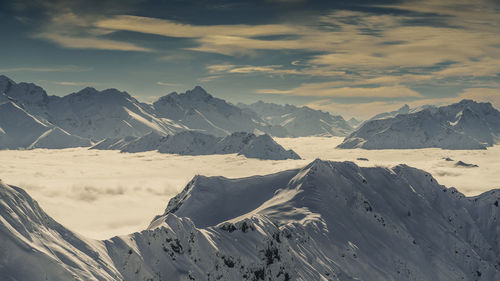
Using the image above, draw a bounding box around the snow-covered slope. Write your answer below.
[339,100,500,149]
[45,87,185,140]
[0,101,92,150]
[240,100,353,137]
[2,160,499,280]
[0,75,186,146]
[92,131,301,160]
[28,127,92,149]
[0,102,50,149]
[0,75,51,116]
[347,117,362,128]
[368,104,435,122]
[153,87,288,137]
[2,76,292,147]
[0,180,120,280]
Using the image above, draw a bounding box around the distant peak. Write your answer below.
[458,99,475,104]
[185,86,212,99]
[306,158,332,170]
[193,85,205,92]
[400,104,410,111]
[75,87,131,98]
[78,86,98,93]
[0,75,13,83]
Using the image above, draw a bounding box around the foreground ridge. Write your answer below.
[1,160,499,280]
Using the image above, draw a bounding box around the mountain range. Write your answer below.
[1,160,499,280]
[238,101,353,137]
[91,131,301,160]
[339,99,500,150]
[0,75,353,151]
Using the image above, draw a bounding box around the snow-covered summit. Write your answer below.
[239,100,353,137]
[1,160,500,280]
[0,75,49,107]
[0,180,121,280]
[92,131,301,160]
[367,103,434,122]
[153,87,288,137]
[147,159,500,280]
[339,99,500,150]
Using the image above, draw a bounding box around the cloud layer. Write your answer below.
[1,139,499,239]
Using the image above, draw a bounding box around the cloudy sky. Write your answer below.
[1,0,499,118]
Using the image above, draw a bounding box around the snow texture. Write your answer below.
[339,100,500,149]
[1,160,499,280]
[153,87,288,137]
[92,131,301,160]
[1,76,344,150]
[239,100,353,137]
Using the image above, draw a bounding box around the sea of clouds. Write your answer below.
[0,137,498,239]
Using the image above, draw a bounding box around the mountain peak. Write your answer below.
[74,87,131,99]
[0,74,13,83]
[457,99,476,105]
[400,104,410,111]
[185,86,212,99]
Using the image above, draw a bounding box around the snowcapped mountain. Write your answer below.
[347,117,362,128]
[0,75,50,114]
[1,76,295,149]
[153,87,288,137]
[239,100,353,137]
[0,102,50,149]
[92,131,301,160]
[367,104,435,122]
[28,127,92,149]
[44,87,186,140]
[0,101,91,150]
[338,99,500,150]
[0,75,185,148]
[0,180,121,280]
[2,160,499,280]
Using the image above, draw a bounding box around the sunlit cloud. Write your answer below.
[257,84,422,98]
[96,15,300,38]
[33,12,153,52]
[36,32,153,52]
[156,81,181,87]
[207,64,301,76]
[53,81,99,86]
[8,0,500,108]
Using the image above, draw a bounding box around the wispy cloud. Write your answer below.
[96,15,300,38]
[156,81,181,87]
[34,12,153,52]
[36,32,153,52]
[207,64,301,76]
[257,83,422,98]
[20,0,500,105]
[52,81,99,86]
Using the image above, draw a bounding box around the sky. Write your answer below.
[1,0,499,119]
